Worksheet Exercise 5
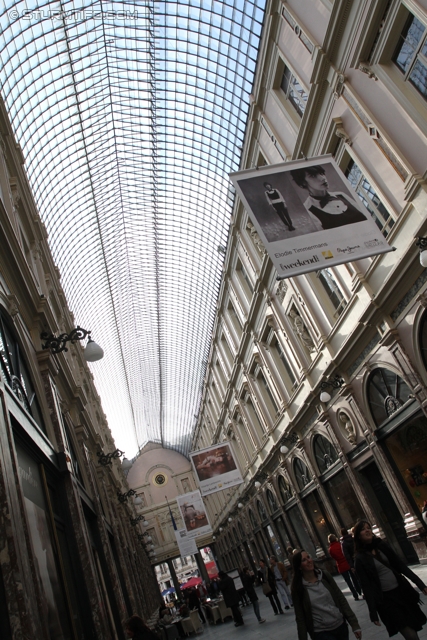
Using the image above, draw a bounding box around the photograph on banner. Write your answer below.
[175,529,198,556]
[176,490,212,539]
[189,442,243,496]
[230,155,392,278]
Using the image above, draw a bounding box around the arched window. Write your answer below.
[313,434,339,474]
[249,509,258,528]
[257,500,268,522]
[367,367,411,427]
[0,308,45,433]
[266,489,278,513]
[278,475,293,503]
[419,310,427,372]
[294,457,312,490]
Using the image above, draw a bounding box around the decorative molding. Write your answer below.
[358,62,378,80]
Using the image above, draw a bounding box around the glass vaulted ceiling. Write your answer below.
[0,0,265,456]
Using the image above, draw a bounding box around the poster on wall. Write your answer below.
[176,489,212,539]
[189,442,243,496]
[230,155,392,278]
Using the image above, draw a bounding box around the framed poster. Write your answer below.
[230,155,392,278]
[176,490,212,540]
[189,442,243,496]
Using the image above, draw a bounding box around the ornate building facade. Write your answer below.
[0,98,160,638]
[192,0,427,572]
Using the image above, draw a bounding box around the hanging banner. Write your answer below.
[175,529,199,556]
[176,490,212,539]
[230,155,392,278]
[189,442,243,496]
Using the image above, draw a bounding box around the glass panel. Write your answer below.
[0,0,267,457]
[384,415,427,518]
[266,524,283,560]
[294,457,312,490]
[278,475,293,503]
[394,15,425,73]
[286,505,316,557]
[274,516,293,551]
[303,490,333,550]
[367,367,411,427]
[15,443,73,640]
[324,470,366,528]
[409,58,427,97]
[345,160,393,237]
[313,434,339,474]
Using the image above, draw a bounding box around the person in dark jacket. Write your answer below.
[218,571,244,626]
[241,567,266,623]
[291,550,362,640]
[353,520,427,640]
[258,558,284,615]
[328,534,362,600]
[340,528,356,569]
[125,615,159,640]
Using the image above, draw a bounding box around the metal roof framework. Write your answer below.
[0,0,265,456]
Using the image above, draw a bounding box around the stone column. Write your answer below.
[194,552,210,582]
[167,558,182,595]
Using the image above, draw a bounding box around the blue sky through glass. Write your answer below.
[0,0,265,456]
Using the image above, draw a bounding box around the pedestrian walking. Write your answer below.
[291,550,362,640]
[241,566,266,623]
[328,534,362,601]
[340,528,356,570]
[353,520,427,640]
[270,555,293,609]
[218,570,244,626]
[258,558,284,615]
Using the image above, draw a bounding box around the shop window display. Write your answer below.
[384,415,427,520]
[324,470,366,528]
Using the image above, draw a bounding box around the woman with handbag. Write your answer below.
[257,559,284,615]
[353,520,427,640]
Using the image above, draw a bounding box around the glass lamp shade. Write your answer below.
[143,520,149,527]
[254,481,261,489]
[228,517,233,522]
[122,458,132,471]
[320,390,332,403]
[421,250,427,267]
[238,503,243,509]
[212,536,216,540]
[146,536,152,542]
[134,496,143,505]
[280,445,289,454]
[219,527,223,532]
[84,338,104,362]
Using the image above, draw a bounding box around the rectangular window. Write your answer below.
[274,338,298,389]
[393,13,427,99]
[345,160,394,236]
[316,269,347,317]
[280,65,308,117]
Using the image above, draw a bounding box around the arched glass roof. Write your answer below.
[0,0,265,456]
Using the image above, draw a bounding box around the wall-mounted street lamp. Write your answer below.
[254,481,261,489]
[117,489,137,503]
[416,237,427,267]
[40,326,104,362]
[97,449,125,466]
[130,515,144,526]
[319,375,345,403]
[228,517,233,522]
[238,503,244,509]
[280,432,299,454]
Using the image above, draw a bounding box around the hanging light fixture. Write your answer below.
[416,237,427,267]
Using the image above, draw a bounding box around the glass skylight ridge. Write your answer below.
[0,0,265,456]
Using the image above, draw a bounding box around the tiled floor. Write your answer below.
[198,566,427,640]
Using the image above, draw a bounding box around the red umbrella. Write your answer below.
[180,576,202,590]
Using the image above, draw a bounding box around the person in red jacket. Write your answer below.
[328,534,362,601]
